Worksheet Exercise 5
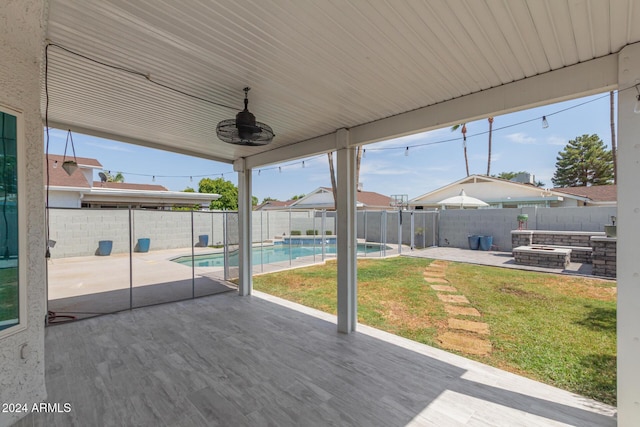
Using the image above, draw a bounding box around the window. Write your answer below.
[0,106,25,337]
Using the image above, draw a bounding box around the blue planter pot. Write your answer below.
[468,235,480,250]
[479,235,493,251]
[198,234,209,247]
[136,238,151,253]
[97,240,113,256]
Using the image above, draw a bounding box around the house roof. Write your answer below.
[92,182,169,192]
[254,200,295,210]
[409,175,581,206]
[288,187,392,209]
[46,154,100,188]
[553,185,617,202]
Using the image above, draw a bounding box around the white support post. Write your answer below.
[336,129,357,333]
[234,158,252,296]
[617,42,640,426]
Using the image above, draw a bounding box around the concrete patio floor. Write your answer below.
[18,290,616,427]
[404,247,609,279]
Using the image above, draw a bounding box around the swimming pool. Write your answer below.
[173,242,388,267]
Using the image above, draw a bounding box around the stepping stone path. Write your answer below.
[423,261,492,356]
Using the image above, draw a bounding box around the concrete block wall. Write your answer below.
[438,208,523,250]
[49,209,131,258]
[439,207,617,251]
[49,208,336,258]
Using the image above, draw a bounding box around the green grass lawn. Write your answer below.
[252,257,617,405]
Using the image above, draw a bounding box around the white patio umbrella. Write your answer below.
[437,189,489,209]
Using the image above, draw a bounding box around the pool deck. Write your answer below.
[404,247,614,280]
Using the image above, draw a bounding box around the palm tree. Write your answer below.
[610,91,617,184]
[104,171,125,183]
[327,146,363,207]
[487,117,494,176]
[327,152,337,206]
[451,123,469,176]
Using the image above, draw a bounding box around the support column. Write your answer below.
[234,158,252,296]
[617,42,640,426]
[336,129,357,333]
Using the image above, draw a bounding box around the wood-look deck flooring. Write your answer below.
[15,291,616,427]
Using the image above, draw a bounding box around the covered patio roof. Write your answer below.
[44,0,638,166]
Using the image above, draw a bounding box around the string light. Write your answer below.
[152,175,155,182]
[363,149,366,158]
[302,161,305,168]
[258,169,261,176]
[542,116,549,128]
[279,166,282,173]
[404,147,409,156]
[190,176,193,182]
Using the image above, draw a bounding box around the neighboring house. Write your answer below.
[46,154,220,209]
[552,185,617,207]
[254,200,295,211]
[285,187,393,211]
[409,175,604,210]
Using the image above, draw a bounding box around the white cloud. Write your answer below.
[84,141,133,152]
[505,132,536,144]
[545,135,566,146]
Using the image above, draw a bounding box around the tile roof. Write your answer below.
[319,187,392,207]
[92,182,169,192]
[46,154,94,188]
[552,185,617,202]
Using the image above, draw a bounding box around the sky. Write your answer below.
[45,92,617,202]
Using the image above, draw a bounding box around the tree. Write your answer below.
[327,152,338,205]
[261,196,278,203]
[198,177,238,210]
[610,91,617,184]
[493,171,545,187]
[103,170,124,182]
[197,177,258,210]
[486,117,494,176]
[182,187,195,193]
[451,123,470,176]
[290,194,305,200]
[327,145,362,206]
[551,134,614,187]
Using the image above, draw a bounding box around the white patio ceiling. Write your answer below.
[43,0,640,166]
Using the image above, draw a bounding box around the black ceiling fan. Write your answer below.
[216,87,274,146]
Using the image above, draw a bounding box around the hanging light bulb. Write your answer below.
[363,149,366,158]
[634,90,640,114]
[302,161,305,168]
[258,169,261,176]
[405,147,409,156]
[278,166,282,173]
[542,116,549,128]
[152,176,155,182]
[190,176,193,182]
[53,160,58,168]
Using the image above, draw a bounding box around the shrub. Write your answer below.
[325,230,333,235]
[290,230,302,236]
[306,229,319,236]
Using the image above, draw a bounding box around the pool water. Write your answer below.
[173,243,387,267]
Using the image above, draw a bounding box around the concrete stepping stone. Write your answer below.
[423,276,449,284]
[438,331,492,356]
[444,305,481,317]
[422,270,446,279]
[430,285,457,292]
[437,294,469,304]
[448,318,490,335]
